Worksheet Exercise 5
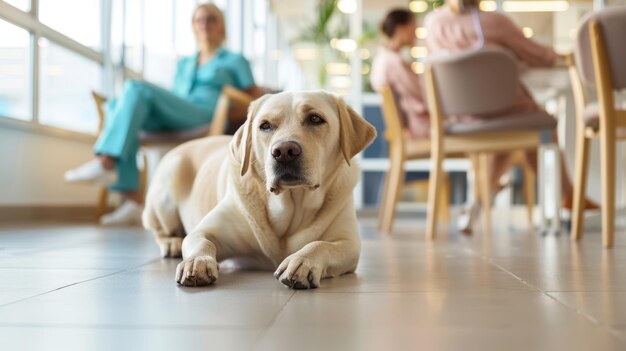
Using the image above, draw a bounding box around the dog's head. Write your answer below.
[231,91,376,195]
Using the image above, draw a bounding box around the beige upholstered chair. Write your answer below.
[91,85,256,220]
[378,48,544,236]
[569,7,626,247]
[420,47,556,239]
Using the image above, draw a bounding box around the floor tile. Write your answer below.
[0,326,262,351]
[256,325,622,351]
[0,267,292,328]
[1,212,625,350]
[550,292,626,328]
[0,268,115,305]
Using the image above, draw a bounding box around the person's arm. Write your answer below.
[231,54,261,97]
[390,60,428,115]
[488,13,558,67]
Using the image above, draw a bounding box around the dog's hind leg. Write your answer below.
[142,156,191,258]
[143,192,185,258]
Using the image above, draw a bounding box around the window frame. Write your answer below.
[0,0,143,136]
[0,0,270,137]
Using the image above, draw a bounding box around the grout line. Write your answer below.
[0,258,161,308]
[252,289,296,348]
[465,248,604,327]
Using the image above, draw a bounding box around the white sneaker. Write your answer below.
[100,200,144,226]
[64,159,117,186]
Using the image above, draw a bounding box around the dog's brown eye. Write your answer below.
[259,121,272,131]
[309,114,325,125]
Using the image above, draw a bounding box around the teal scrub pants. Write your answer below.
[94,80,214,192]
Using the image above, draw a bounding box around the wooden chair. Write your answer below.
[377,85,453,234]
[378,82,539,236]
[91,85,256,220]
[569,7,626,248]
[386,47,556,240]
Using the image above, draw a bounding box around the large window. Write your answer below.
[0,0,269,134]
[38,41,102,133]
[39,0,102,50]
[0,19,32,121]
[143,0,176,88]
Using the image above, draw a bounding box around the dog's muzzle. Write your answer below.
[271,141,305,185]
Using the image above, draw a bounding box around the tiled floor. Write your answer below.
[1,214,625,350]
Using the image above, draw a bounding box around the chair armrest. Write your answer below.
[209,86,254,136]
[221,85,255,105]
[91,91,108,135]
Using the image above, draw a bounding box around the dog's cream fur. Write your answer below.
[142,91,376,289]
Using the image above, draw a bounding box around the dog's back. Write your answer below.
[142,136,232,256]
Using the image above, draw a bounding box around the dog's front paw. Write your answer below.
[175,256,218,287]
[274,255,322,289]
[158,237,183,258]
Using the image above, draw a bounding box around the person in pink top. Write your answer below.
[424,0,558,118]
[371,9,430,139]
[371,3,594,231]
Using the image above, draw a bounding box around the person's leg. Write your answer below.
[488,152,513,194]
[94,80,156,162]
[94,80,213,195]
[521,134,598,209]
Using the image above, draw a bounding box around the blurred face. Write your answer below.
[394,18,417,47]
[192,5,224,46]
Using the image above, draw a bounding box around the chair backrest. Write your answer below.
[425,47,519,116]
[380,84,406,144]
[574,6,626,90]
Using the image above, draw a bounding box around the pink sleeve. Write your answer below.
[389,61,426,109]
[488,13,557,67]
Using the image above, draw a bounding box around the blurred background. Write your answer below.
[0,0,625,221]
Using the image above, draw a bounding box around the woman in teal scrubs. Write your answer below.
[65,3,260,225]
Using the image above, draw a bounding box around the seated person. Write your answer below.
[65,4,261,225]
[371,4,587,229]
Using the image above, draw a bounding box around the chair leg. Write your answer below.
[469,153,481,205]
[378,146,404,234]
[95,187,109,220]
[600,127,616,248]
[437,172,451,224]
[521,157,536,228]
[478,152,492,235]
[571,134,590,242]
[426,147,444,240]
[139,152,149,199]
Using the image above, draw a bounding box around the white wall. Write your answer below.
[0,124,99,206]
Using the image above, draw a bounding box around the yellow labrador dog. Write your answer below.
[142,91,376,289]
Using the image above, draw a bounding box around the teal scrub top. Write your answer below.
[172,48,255,108]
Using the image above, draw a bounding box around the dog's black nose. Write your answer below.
[272,141,302,163]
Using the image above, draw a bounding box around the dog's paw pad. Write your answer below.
[175,256,218,287]
[275,255,321,290]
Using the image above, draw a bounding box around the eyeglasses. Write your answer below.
[193,15,219,25]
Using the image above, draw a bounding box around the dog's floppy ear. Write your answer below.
[335,96,377,165]
[232,94,270,176]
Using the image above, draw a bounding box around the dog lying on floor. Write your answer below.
[142,91,376,289]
